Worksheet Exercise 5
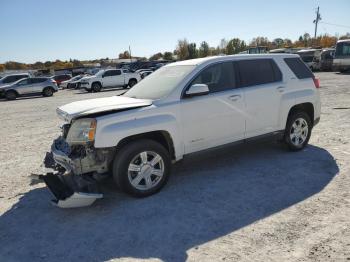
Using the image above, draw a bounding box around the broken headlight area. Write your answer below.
[41,136,115,208]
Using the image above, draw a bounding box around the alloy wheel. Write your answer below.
[290,118,308,146]
[127,151,164,190]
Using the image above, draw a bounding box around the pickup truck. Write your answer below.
[80,69,141,92]
[41,54,321,208]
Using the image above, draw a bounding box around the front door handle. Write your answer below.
[228,94,241,101]
[277,86,286,93]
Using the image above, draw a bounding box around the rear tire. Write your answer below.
[113,139,171,197]
[284,111,312,151]
[43,87,54,97]
[5,90,17,100]
[92,82,102,92]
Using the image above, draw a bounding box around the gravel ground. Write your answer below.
[0,73,349,262]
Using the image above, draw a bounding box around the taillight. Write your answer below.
[313,77,320,88]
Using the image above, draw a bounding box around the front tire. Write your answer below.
[113,139,171,197]
[5,90,17,100]
[284,111,312,151]
[91,82,102,92]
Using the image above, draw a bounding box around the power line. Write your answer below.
[319,21,350,29]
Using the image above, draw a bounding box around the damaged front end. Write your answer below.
[41,120,114,208]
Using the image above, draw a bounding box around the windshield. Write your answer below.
[124,65,195,100]
[94,70,104,76]
[335,42,350,57]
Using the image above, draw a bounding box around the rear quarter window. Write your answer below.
[237,59,282,87]
[284,58,314,79]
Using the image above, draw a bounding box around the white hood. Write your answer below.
[57,96,152,121]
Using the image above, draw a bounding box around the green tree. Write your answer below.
[149,52,163,61]
[226,38,246,54]
[199,41,210,57]
[187,43,198,59]
[163,52,174,60]
[176,39,189,60]
[273,38,284,48]
[303,33,311,47]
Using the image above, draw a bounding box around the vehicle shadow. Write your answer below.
[0,94,47,102]
[0,142,338,261]
[335,71,350,75]
[74,88,127,95]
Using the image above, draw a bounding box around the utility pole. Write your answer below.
[313,6,321,38]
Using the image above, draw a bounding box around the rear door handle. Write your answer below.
[277,86,286,93]
[228,94,241,101]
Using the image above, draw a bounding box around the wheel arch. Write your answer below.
[43,86,54,91]
[5,89,19,96]
[92,81,102,87]
[116,130,176,160]
[287,102,315,126]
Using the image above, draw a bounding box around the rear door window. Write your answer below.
[237,59,282,87]
[110,70,121,76]
[190,62,236,93]
[284,58,313,79]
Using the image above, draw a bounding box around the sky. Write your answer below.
[1,0,350,63]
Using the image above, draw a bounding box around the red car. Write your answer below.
[52,74,71,85]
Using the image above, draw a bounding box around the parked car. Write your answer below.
[0,73,30,87]
[316,48,335,71]
[296,49,322,71]
[333,39,350,72]
[80,69,141,92]
[0,77,58,100]
[140,70,153,79]
[52,74,71,86]
[60,75,85,89]
[40,54,321,207]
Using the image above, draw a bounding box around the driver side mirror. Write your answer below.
[185,84,209,97]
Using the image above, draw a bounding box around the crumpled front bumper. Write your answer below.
[41,138,104,208]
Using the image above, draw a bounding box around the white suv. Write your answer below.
[80,69,141,92]
[42,54,321,207]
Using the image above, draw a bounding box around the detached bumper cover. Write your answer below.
[41,140,104,208]
[40,171,103,208]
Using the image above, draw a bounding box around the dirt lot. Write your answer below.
[0,73,349,262]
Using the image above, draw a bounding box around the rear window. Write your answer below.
[284,58,313,79]
[237,59,282,87]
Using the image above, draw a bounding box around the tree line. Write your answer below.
[1,32,349,72]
